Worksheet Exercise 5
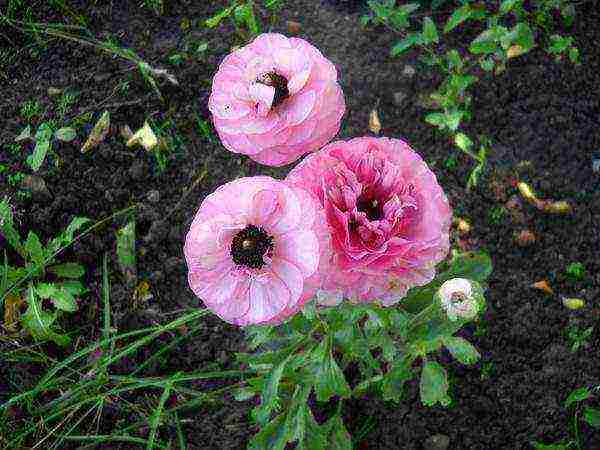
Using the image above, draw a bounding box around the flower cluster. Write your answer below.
[185,34,452,326]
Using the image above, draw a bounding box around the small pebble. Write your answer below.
[424,434,450,450]
[402,64,416,78]
[146,190,160,203]
[393,91,407,107]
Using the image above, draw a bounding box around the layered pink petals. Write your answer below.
[209,33,345,167]
[286,137,452,305]
[184,177,327,326]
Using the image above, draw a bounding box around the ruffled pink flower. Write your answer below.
[183,176,329,326]
[286,137,452,305]
[208,33,345,167]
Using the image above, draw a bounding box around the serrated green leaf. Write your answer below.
[583,407,600,428]
[420,361,451,407]
[35,282,78,312]
[454,133,473,152]
[59,280,86,296]
[46,217,91,256]
[25,231,45,268]
[548,35,573,54]
[565,387,591,408]
[22,286,70,345]
[255,355,291,426]
[54,127,77,142]
[443,337,481,365]
[422,17,439,44]
[391,33,422,57]
[248,413,288,450]
[312,338,351,402]
[48,263,85,279]
[444,5,472,33]
[469,29,499,54]
[381,358,414,402]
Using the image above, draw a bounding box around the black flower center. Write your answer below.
[357,195,384,221]
[257,72,289,109]
[230,225,274,269]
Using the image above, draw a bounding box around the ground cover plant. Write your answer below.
[1,0,599,449]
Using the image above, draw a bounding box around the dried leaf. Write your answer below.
[542,200,572,214]
[507,45,525,58]
[4,293,24,332]
[127,121,158,152]
[515,229,536,247]
[562,297,585,310]
[133,280,153,304]
[369,109,382,134]
[532,280,554,295]
[517,181,538,205]
[517,181,572,214]
[81,111,110,153]
[455,218,471,235]
[286,20,301,34]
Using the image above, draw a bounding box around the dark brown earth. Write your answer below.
[1,0,599,449]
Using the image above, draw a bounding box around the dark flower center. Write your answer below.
[257,72,289,109]
[357,195,384,221]
[230,225,274,269]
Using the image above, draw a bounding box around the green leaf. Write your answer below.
[15,125,31,142]
[565,387,591,408]
[59,280,86,296]
[35,282,78,312]
[234,4,260,35]
[479,58,495,71]
[381,358,414,402]
[443,337,481,365]
[444,5,472,33]
[425,112,446,129]
[312,338,351,402]
[54,127,77,142]
[248,413,288,450]
[422,17,439,44]
[446,110,464,132]
[446,49,463,70]
[30,137,51,172]
[46,217,91,256]
[512,23,534,52]
[255,355,290,425]
[469,29,499,54]
[419,361,451,407]
[324,413,352,450]
[500,0,520,14]
[548,35,573,54]
[447,251,493,283]
[583,407,600,428]
[48,263,85,279]
[245,325,276,351]
[568,47,580,64]
[532,442,569,450]
[116,220,136,271]
[391,33,422,57]
[25,231,45,268]
[22,286,70,345]
[205,6,234,28]
[294,405,328,450]
[454,133,473,152]
[0,197,25,257]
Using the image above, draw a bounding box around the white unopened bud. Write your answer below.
[438,278,479,321]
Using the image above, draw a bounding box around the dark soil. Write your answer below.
[1,0,599,449]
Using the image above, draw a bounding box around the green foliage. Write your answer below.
[19,99,44,121]
[565,262,586,280]
[363,0,579,188]
[566,325,593,353]
[204,0,286,42]
[0,197,90,345]
[236,251,492,448]
[536,385,600,449]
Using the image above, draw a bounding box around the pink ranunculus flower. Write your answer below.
[208,33,345,167]
[286,137,452,305]
[183,176,329,326]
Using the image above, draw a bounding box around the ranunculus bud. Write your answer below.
[437,278,482,321]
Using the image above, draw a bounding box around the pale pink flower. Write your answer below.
[286,137,452,305]
[184,176,328,326]
[438,278,479,321]
[208,33,345,167]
